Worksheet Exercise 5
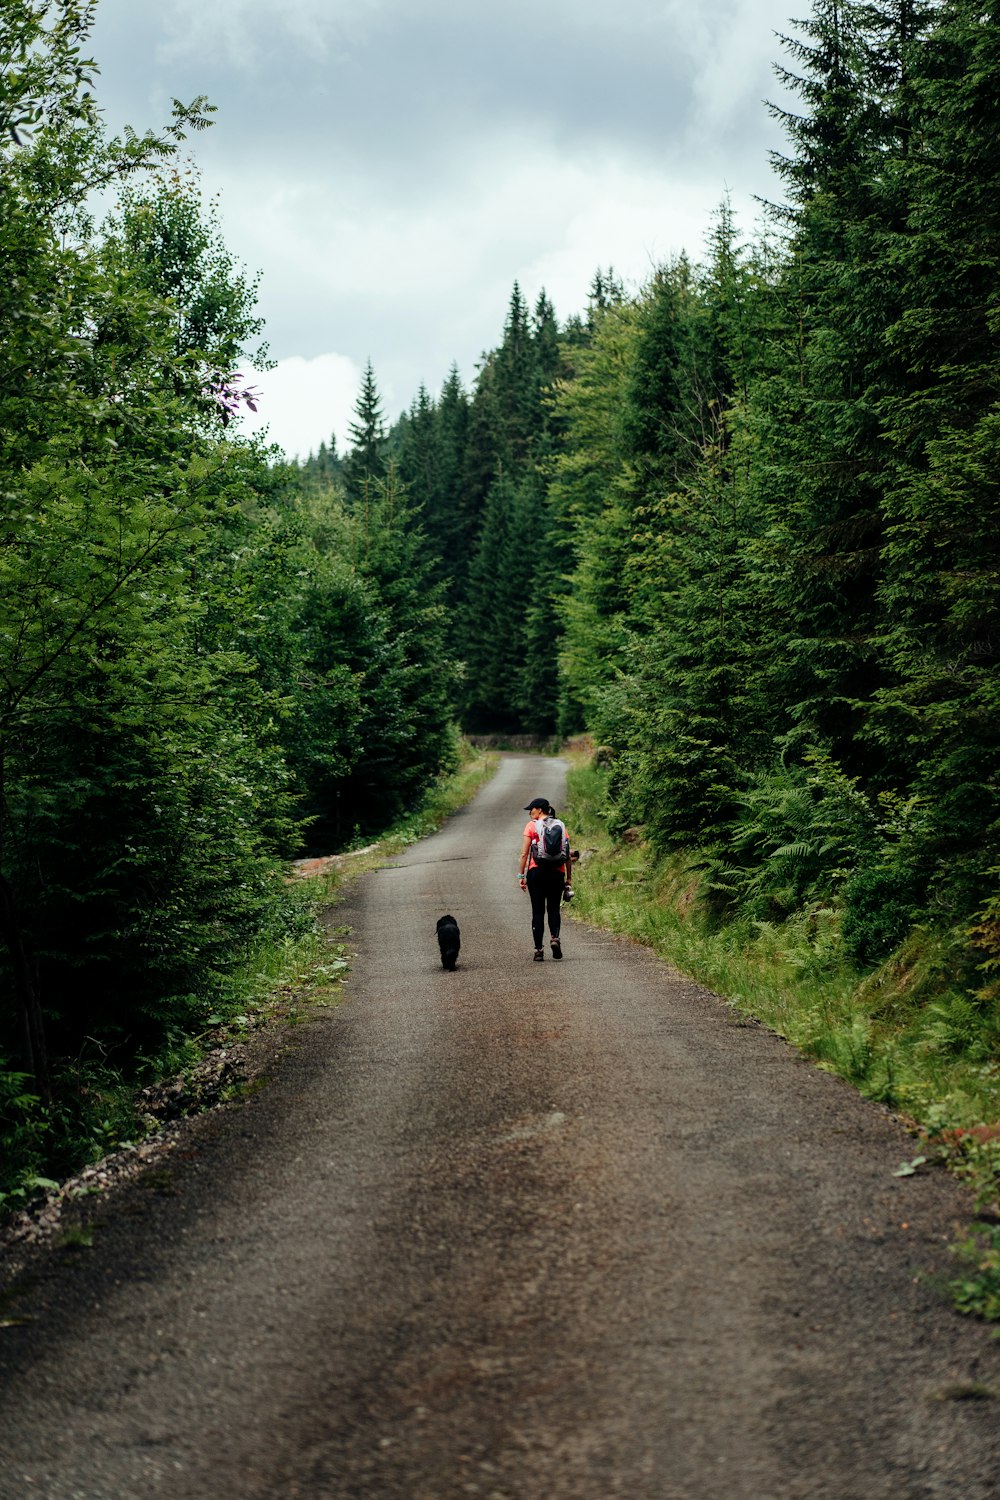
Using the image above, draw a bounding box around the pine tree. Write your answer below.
[511,470,560,732]
[600,218,772,847]
[460,352,502,545]
[460,469,524,730]
[533,291,561,389]
[548,296,640,729]
[587,268,625,330]
[299,435,343,493]
[751,0,899,774]
[423,365,476,627]
[434,363,471,570]
[492,281,537,467]
[397,384,439,533]
[342,359,386,505]
[869,0,1000,924]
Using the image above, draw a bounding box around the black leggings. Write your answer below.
[526,865,564,948]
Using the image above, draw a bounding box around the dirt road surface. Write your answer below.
[1,754,999,1499]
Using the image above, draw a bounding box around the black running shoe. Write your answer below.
[533,948,544,962]
[551,938,562,959]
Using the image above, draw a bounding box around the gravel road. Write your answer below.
[1,753,999,1500]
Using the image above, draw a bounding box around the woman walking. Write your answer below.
[517,796,572,962]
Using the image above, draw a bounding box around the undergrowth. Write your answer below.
[565,756,1000,1322]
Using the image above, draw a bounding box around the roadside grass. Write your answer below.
[0,740,498,1217]
[564,757,1000,1322]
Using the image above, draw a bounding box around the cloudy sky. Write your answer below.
[90,0,798,459]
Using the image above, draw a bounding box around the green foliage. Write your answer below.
[103,170,268,381]
[950,1225,1000,1323]
[0,1044,140,1205]
[548,298,641,728]
[919,991,1000,1066]
[841,865,922,967]
[370,277,574,732]
[342,359,386,503]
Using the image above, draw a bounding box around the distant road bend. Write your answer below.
[1,753,998,1499]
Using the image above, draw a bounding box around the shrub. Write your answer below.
[842,863,923,967]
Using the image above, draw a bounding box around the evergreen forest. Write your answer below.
[4,0,1000,1199]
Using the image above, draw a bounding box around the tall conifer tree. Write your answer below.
[871,0,1000,922]
[343,358,386,506]
[754,0,894,772]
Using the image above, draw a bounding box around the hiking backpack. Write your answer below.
[533,815,568,864]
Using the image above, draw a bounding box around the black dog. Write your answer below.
[436,914,460,971]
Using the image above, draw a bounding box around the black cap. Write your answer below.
[524,796,552,813]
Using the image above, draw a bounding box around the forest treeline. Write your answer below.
[3,0,999,1196]
[0,2,456,1190]
[302,0,1000,1032]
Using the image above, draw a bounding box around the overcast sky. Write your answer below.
[90,0,798,459]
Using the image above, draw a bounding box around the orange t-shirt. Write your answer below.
[523,818,568,872]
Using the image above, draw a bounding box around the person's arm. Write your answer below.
[518,830,532,889]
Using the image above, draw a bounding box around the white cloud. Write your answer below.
[154,0,387,71]
[238,352,362,460]
[683,4,793,146]
[215,130,770,341]
[209,137,776,456]
[89,0,802,458]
